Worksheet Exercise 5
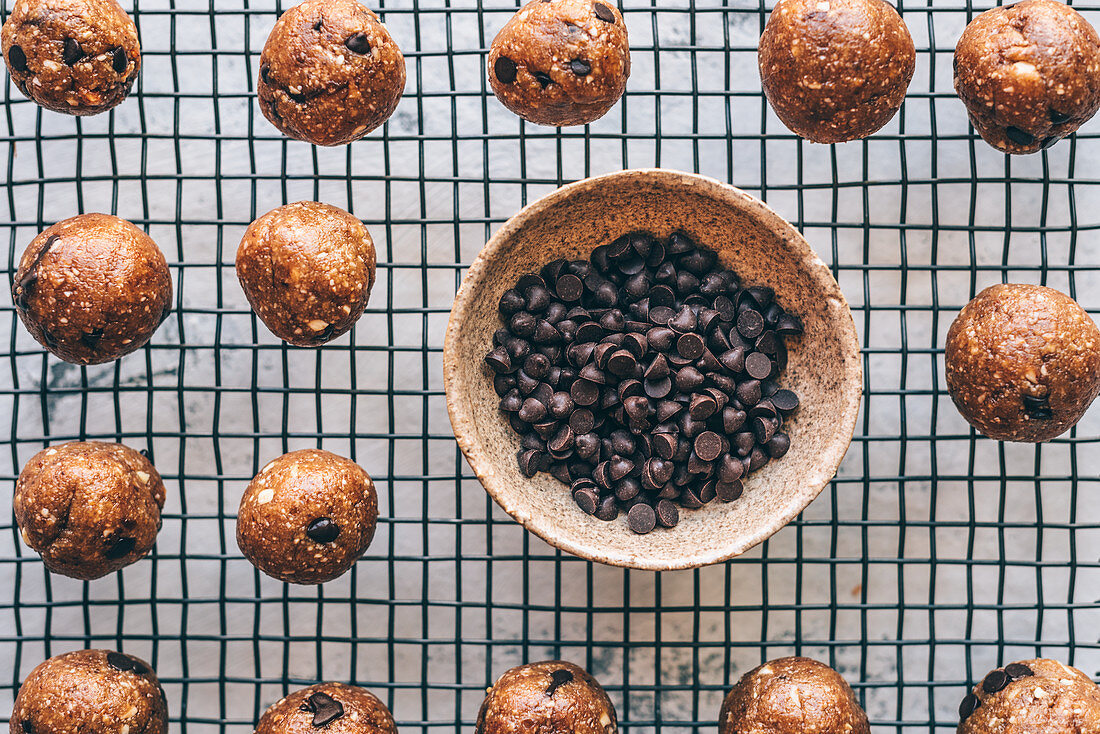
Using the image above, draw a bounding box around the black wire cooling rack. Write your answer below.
[3,1,1100,732]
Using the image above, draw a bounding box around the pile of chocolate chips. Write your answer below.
[484,231,802,534]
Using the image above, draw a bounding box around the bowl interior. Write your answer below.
[444,169,861,571]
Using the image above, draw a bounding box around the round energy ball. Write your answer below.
[719,657,870,734]
[12,213,172,365]
[476,661,617,734]
[11,649,167,734]
[945,284,1100,442]
[758,0,915,143]
[255,682,396,734]
[258,0,406,146]
[954,0,1100,155]
[1,0,141,115]
[957,659,1100,734]
[14,441,166,580]
[236,449,378,584]
[488,0,630,127]
[236,201,376,347]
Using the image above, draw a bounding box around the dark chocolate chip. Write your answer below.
[627,502,656,534]
[495,56,517,84]
[112,47,128,74]
[694,431,723,462]
[80,328,105,349]
[20,721,32,734]
[546,668,574,696]
[745,352,773,380]
[62,38,82,66]
[105,537,136,559]
[736,309,764,339]
[771,389,799,413]
[1005,126,1035,147]
[570,59,592,76]
[306,517,340,543]
[8,45,27,73]
[345,33,371,54]
[574,486,599,514]
[534,71,553,87]
[301,691,345,727]
[958,693,979,721]
[594,2,616,22]
[106,652,139,672]
[313,17,324,30]
[1005,663,1034,679]
[982,669,1009,694]
[1050,108,1071,125]
[1022,394,1052,420]
[655,499,679,527]
[765,433,790,459]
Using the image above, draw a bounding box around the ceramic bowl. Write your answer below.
[444,169,861,571]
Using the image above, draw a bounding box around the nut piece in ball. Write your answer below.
[476,660,617,734]
[258,0,406,146]
[1,0,141,115]
[945,284,1100,442]
[12,213,172,365]
[14,441,166,580]
[11,649,168,734]
[954,0,1100,155]
[758,0,915,143]
[719,657,870,734]
[236,449,378,584]
[236,201,377,346]
[488,0,630,127]
[255,682,396,734]
[957,658,1100,734]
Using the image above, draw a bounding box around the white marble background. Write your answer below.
[0,0,1098,732]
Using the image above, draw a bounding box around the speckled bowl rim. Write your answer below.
[443,169,862,571]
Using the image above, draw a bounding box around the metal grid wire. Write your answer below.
[2,0,1100,731]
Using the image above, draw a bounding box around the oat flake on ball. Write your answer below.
[488,0,630,127]
[758,0,915,144]
[954,0,1100,155]
[1,0,141,115]
[236,201,376,347]
[236,449,378,585]
[12,213,173,365]
[945,284,1100,443]
[257,0,406,146]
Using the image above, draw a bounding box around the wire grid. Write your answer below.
[1,0,1100,731]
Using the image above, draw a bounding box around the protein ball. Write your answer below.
[258,0,406,146]
[14,441,166,581]
[476,661,617,734]
[236,449,378,584]
[719,657,870,734]
[945,284,1100,442]
[255,682,396,734]
[11,650,168,734]
[758,0,915,143]
[488,0,630,127]
[954,0,1100,155]
[957,659,1100,734]
[12,213,173,365]
[1,0,141,115]
[236,201,377,347]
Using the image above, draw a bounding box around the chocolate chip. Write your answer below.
[570,59,592,76]
[982,669,1009,694]
[1005,126,1035,147]
[745,352,773,380]
[306,517,340,543]
[1042,136,1059,150]
[737,309,764,339]
[556,273,583,301]
[80,328,104,349]
[655,499,679,527]
[20,721,32,733]
[771,389,799,413]
[112,47,128,74]
[534,71,553,87]
[676,332,704,360]
[8,44,27,73]
[1050,108,1071,125]
[62,38,82,66]
[105,537,135,559]
[693,431,722,462]
[301,691,345,727]
[765,433,790,459]
[495,56,517,84]
[627,502,656,534]
[958,693,980,721]
[1005,663,1034,679]
[594,2,616,22]
[313,18,324,30]
[546,668,574,696]
[1022,394,1052,420]
[345,33,371,54]
[716,479,743,502]
[106,652,140,672]
[574,486,599,514]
